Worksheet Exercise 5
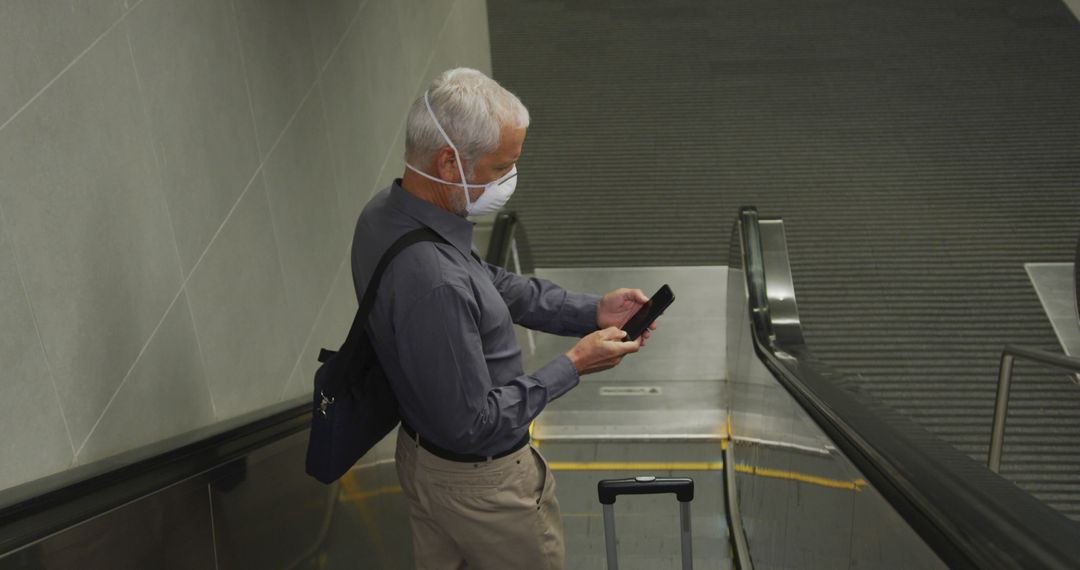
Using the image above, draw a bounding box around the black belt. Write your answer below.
[401,422,530,463]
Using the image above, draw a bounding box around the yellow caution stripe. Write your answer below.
[548,461,865,492]
[735,464,867,491]
[338,485,403,503]
[549,461,725,471]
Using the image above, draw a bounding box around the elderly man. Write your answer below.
[351,68,654,569]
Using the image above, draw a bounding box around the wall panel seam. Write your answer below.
[73,284,188,459]
[251,79,325,393]
[315,0,372,77]
[119,26,218,422]
[208,485,220,569]
[227,0,266,161]
[177,164,264,301]
[182,289,218,419]
[278,258,349,402]
[259,78,322,177]
[252,178,301,399]
[0,0,146,135]
[0,201,76,459]
[314,81,350,247]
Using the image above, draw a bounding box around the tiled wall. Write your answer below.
[0,0,491,492]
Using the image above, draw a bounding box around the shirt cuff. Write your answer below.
[559,291,601,336]
[534,355,581,401]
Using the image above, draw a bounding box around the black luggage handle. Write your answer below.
[597,476,695,505]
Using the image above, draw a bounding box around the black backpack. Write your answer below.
[305,227,446,484]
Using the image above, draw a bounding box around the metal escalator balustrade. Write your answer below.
[732,207,1080,569]
[505,208,935,568]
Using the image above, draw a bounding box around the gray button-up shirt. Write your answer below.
[351,181,600,456]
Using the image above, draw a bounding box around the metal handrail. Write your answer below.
[736,207,1080,568]
[988,344,1080,473]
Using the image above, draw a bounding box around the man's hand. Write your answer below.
[597,288,658,345]
[566,327,642,375]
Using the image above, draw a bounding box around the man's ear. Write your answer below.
[434,147,461,183]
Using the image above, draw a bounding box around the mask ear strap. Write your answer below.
[405,162,486,188]
[424,91,472,209]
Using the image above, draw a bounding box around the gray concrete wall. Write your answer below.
[0,0,491,492]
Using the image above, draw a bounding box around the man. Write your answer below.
[352,68,654,569]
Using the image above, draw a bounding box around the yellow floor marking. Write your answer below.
[529,421,542,448]
[548,461,865,492]
[339,485,403,502]
[736,465,867,491]
[549,461,724,471]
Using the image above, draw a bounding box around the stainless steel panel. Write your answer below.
[734,441,946,570]
[533,380,726,440]
[0,475,215,570]
[529,267,729,440]
[209,431,335,570]
[541,441,731,570]
[726,224,945,569]
[728,379,834,453]
[529,313,727,383]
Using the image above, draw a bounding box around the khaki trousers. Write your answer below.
[394,429,565,570]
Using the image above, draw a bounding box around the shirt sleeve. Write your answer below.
[485,262,600,337]
[393,282,580,454]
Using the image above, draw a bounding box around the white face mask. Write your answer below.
[405,91,519,218]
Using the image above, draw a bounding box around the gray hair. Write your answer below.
[405,68,530,175]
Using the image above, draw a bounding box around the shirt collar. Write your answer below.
[388,180,476,260]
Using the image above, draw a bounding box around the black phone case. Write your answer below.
[624,286,675,341]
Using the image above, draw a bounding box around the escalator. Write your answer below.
[726,209,1080,568]
[518,209,1080,569]
[2,210,1078,569]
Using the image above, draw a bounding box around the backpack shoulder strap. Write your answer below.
[339,227,447,351]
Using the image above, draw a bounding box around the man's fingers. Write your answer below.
[633,289,649,303]
[600,326,627,341]
[612,339,641,355]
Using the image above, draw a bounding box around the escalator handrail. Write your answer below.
[735,207,1080,569]
[484,211,519,268]
[0,396,311,557]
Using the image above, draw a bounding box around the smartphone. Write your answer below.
[621,284,675,342]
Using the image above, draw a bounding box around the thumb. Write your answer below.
[614,337,642,355]
[633,289,649,303]
[600,326,627,341]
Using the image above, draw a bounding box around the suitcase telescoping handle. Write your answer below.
[597,476,695,570]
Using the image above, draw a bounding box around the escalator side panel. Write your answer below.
[726,261,946,569]
[0,472,216,569]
